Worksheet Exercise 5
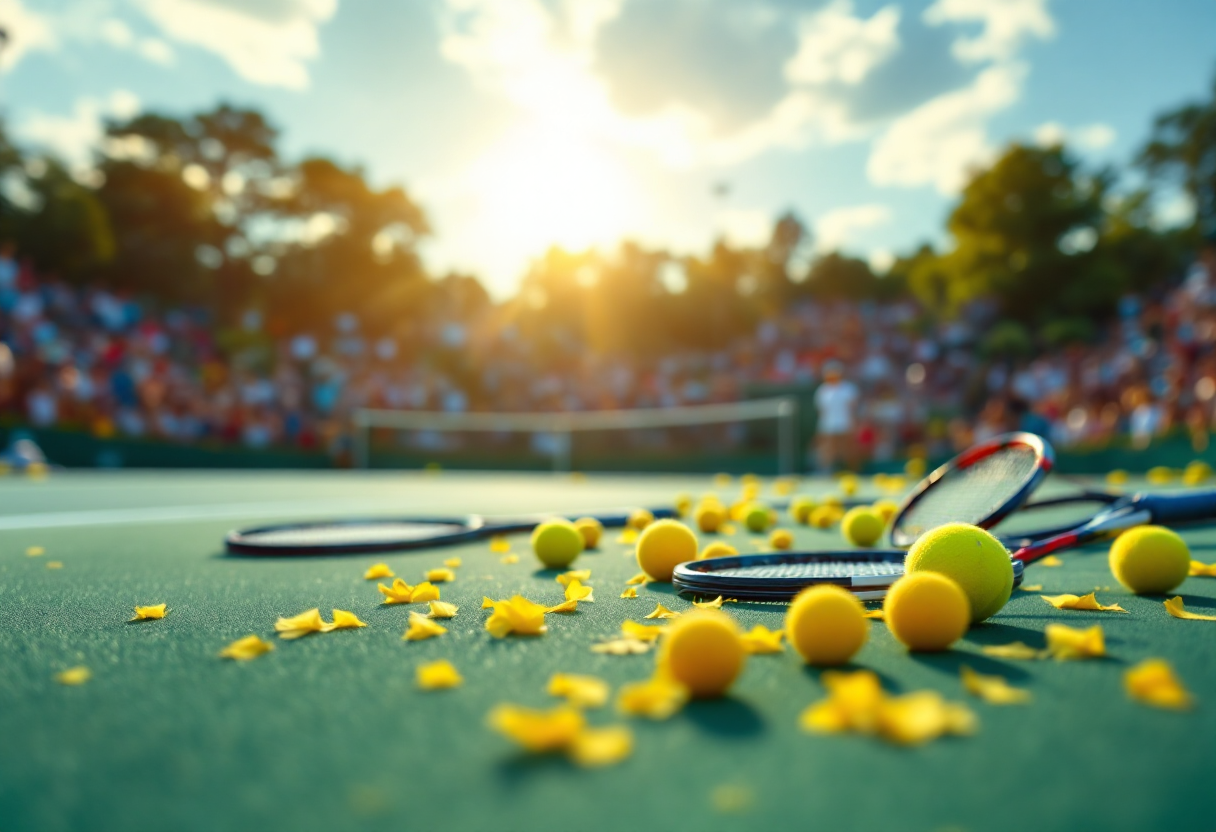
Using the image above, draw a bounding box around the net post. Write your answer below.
[777,397,797,476]
[553,416,573,474]
[353,410,369,470]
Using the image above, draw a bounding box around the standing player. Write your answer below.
[812,360,859,472]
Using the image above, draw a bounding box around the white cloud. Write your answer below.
[16,91,141,176]
[132,0,337,88]
[786,1,901,86]
[924,0,1054,63]
[868,248,895,273]
[138,37,175,65]
[815,203,891,252]
[867,63,1024,194]
[0,0,56,70]
[1033,121,1116,152]
[715,208,773,248]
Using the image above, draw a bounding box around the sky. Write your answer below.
[1,0,1214,299]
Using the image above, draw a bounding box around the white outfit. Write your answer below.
[815,380,858,435]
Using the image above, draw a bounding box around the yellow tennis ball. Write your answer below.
[841,507,884,547]
[1105,469,1130,486]
[871,499,898,524]
[1146,466,1176,484]
[658,609,746,698]
[1183,461,1212,485]
[785,585,868,666]
[741,482,761,502]
[742,502,772,533]
[809,505,840,529]
[838,474,859,496]
[698,541,738,560]
[629,508,655,530]
[905,457,926,478]
[694,501,725,533]
[883,572,971,651]
[769,528,794,550]
[904,522,1013,623]
[574,517,603,549]
[1109,525,1191,594]
[531,519,585,569]
[822,494,844,508]
[790,496,816,524]
[674,494,693,517]
[713,473,732,488]
[636,519,698,581]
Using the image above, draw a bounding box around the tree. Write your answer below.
[1138,70,1216,237]
[801,252,881,300]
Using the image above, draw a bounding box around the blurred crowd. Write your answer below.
[2,243,1215,467]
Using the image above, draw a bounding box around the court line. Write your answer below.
[0,499,421,531]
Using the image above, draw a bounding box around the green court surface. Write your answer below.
[2,471,1215,832]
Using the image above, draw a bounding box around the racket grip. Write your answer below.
[1141,489,1216,524]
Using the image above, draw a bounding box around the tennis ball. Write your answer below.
[884,572,971,651]
[636,519,698,581]
[904,522,1013,623]
[1146,466,1176,485]
[741,482,761,502]
[905,457,926,478]
[785,584,868,666]
[769,528,794,550]
[698,541,738,560]
[1184,461,1212,485]
[1105,469,1130,486]
[838,474,859,496]
[658,609,746,698]
[694,501,725,533]
[871,499,899,524]
[790,496,816,524]
[841,507,884,547]
[574,517,603,549]
[743,502,772,534]
[531,519,585,569]
[809,505,841,529]
[629,508,655,530]
[822,494,844,508]
[675,494,693,517]
[1109,525,1191,594]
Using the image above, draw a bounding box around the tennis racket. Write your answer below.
[672,432,1052,601]
[226,507,676,556]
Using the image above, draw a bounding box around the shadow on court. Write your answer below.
[681,696,765,738]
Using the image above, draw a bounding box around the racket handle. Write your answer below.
[1140,489,1216,524]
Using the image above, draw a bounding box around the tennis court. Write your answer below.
[2,469,1214,832]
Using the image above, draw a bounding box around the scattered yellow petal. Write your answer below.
[617,529,639,545]
[1039,555,1063,567]
[331,609,367,630]
[488,704,585,752]
[1125,659,1193,710]
[863,608,885,620]
[489,536,511,553]
[591,637,653,655]
[548,673,610,708]
[130,603,167,621]
[1042,592,1127,613]
[25,546,44,557]
[799,670,975,746]
[1045,623,1106,660]
[693,596,724,609]
[545,598,580,613]
[876,691,977,746]
[428,600,459,619]
[411,582,441,603]
[55,666,91,685]
[740,625,784,654]
[417,659,463,690]
[643,603,680,620]
[564,579,594,603]
[485,596,549,637]
[45,561,63,569]
[444,557,462,568]
[721,523,737,535]
[220,635,274,660]
[620,586,638,599]
[568,725,633,767]
[1164,596,1216,621]
[1019,584,1044,592]
[378,578,416,605]
[961,666,1031,705]
[426,568,456,583]
[1189,560,1216,577]
[617,675,689,719]
[501,554,520,564]
[363,563,394,580]
[625,572,650,585]
[980,642,1045,660]
[621,620,667,641]
[275,608,334,639]
[556,569,592,587]
[404,611,448,641]
[482,596,495,609]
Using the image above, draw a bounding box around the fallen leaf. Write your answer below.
[960,666,1031,705]
[1125,659,1193,710]
[1041,592,1127,613]
[1164,596,1216,621]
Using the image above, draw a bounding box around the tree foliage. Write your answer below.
[1139,71,1216,237]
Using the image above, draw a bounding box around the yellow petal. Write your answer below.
[617,529,639,545]
[819,670,885,733]
[564,579,594,603]
[568,725,633,767]
[547,673,610,708]
[482,596,496,609]
[556,569,592,587]
[863,608,885,620]
[404,611,447,641]
[331,609,367,629]
[1041,592,1127,613]
[643,603,680,620]
[1045,623,1106,660]
[219,634,274,660]
[363,563,394,580]
[1189,560,1216,577]
[980,642,1045,660]
[1039,555,1063,567]
[616,675,689,719]
[591,637,653,655]
[45,561,63,570]
[740,625,784,654]
[410,582,441,603]
[25,546,44,557]
[378,579,416,604]
[621,620,667,641]
[1164,596,1216,621]
[500,554,520,564]
[545,599,580,613]
[274,608,334,639]
[486,596,549,637]
[426,568,456,583]
[444,557,462,568]
[488,704,585,752]
[625,572,650,585]
[417,659,463,690]
[620,587,638,599]
[489,536,511,553]
[876,691,976,746]
[961,666,1031,705]
[1125,659,1193,710]
[693,596,724,609]
[428,600,459,619]
[1019,584,1044,592]
[721,523,738,535]
[55,666,91,685]
[130,603,167,621]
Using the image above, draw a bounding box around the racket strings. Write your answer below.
[895,446,1041,539]
[235,522,468,546]
[697,561,906,580]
